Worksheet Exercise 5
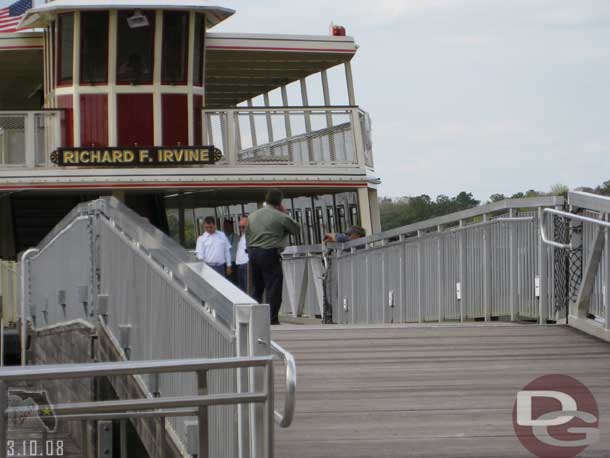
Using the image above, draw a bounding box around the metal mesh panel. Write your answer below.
[27,217,95,327]
[553,214,570,314]
[284,215,548,325]
[99,221,237,457]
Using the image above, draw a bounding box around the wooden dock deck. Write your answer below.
[272,323,610,458]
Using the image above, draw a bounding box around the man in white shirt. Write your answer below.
[235,216,250,292]
[195,216,232,277]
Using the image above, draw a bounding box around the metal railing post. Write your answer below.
[225,111,237,165]
[509,209,518,321]
[280,87,293,161]
[606,221,610,331]
[196,369,209,458]
[459,230,466,323]
[538,207,549,323]
[0,381,6,458]
[483,226,492,321]
[236,303,271,458]
[97,420,113,458]
[24,112,36,167]
[264,361,274,458]
[350,109,366,166]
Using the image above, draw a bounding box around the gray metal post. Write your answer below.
[538,208,549,323]
[606,225,610,330]
[437,238,443,323]
[280,86,293,160]
[263,93,274,144]
[483,227,492,321]
[320,70,336,161]
[459,231,467,322]
[509,209,518,321]
[155,416,166,458]
[247,99,258,147]
[417,242,423,323]
[299,78,314,162]
[197,370,209,458]
[97,420,113,458]
[344,61,356,106]
[265,362,274,458]
[120,419,127,458]
[0,381,6,458]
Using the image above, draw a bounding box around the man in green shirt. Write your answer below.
[246,189,301,325]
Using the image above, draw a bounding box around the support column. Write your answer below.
[357,187,373,235]
[344,61,356,105]
[605,223,610,331]
[300,78,314,161]
[368,188,381,233]
[537,207,549,324]
[321,70,336,161]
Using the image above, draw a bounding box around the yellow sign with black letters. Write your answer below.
[51,146,222,167]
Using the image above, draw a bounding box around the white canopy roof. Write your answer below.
[19,0,235,29]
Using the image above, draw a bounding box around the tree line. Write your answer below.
[380,180,610,231]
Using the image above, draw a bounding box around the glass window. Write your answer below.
[328,208,337,233]
[162,11,189,84]
[117,11,155,84]
[57,14,73,84]
[305,209,314,245]
[294,209,303,245]
[349,205,360,227]
[193,13,205,86]
[81,12,109,83]
[315,208,324,243]
[337,205,346,233]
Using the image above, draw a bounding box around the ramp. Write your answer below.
[272,323,610,458]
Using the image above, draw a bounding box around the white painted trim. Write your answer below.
[107,10,118,146]
[72,11,81,147]
[153,10,163,145]
[187,11,195,145]
[344,61,356,105]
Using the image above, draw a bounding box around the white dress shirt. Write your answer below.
[195,231,232,266]
[236,234,249,266]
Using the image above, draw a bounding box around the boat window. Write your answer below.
[337,205,346,232]
[57,14,74,84]
[81,12,109,83]
[193,13,205,86]
[162,11,189,84]
[117,11,155,84]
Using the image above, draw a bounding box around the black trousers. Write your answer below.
[248,247,283,323]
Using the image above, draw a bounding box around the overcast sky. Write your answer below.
[6,0,609,200]
[214,0,610,200]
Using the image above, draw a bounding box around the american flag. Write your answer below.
[0,0,32,34]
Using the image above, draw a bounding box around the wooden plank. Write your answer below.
[272,324,610,458]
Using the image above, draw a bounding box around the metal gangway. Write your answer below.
[2,197,296,458]
[282,191,609,341]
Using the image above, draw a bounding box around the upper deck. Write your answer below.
[0,5,376,193]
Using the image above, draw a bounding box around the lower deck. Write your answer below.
[272,323,610,458]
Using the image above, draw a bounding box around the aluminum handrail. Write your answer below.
[341,196,565,248]
[283,216,535,256]
[270,340,296,428]
[8,393,268,417]
[0,356,276,458]
[540,208,610,249]
[0,356,273,382]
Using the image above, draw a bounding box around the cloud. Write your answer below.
[409,120,529,144]
[535,3,610,28]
